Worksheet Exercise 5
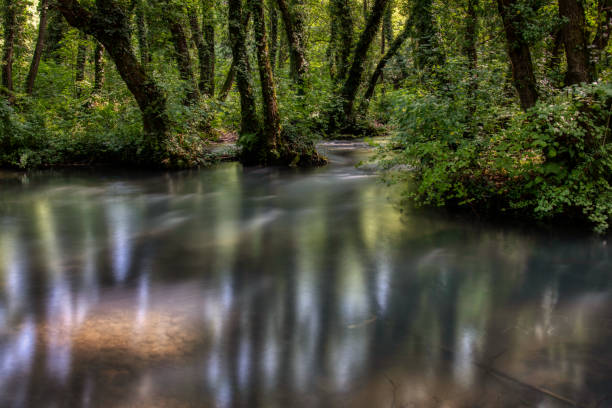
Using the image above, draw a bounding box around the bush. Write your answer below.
[387,82,612,233]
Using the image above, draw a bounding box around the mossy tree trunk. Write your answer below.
[218,10,251,101]
[328,0,353,83]
[412,0,445,71]
[93,42,105,93]
[135,0,151,67]
[247,0,282,164]
[592,0,612,52]
[497,0,538,110]
[559,0,592,85]
[275,0,308,86]
[26,0,50,95]
[202,0,215,96]
[228,0,260,136]
[75,32,88,97]
[382,0,393,52]
[57,0,171,156]
[267,0,279,71]
[362,15,412,107]
[2,0,21,104]
[465,0,478,114]
[190,0,215,96]
[340,0,390,122]
[165,3,199,105]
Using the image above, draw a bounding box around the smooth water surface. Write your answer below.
[1,142,611,407]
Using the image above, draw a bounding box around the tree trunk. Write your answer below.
[202,0,215,96]
[167,10,199,105]
[228,0,260,135]
[135,0,151,67]
[340,0,390,121]
[75,32,88,97]
[268,0,278,70]
[558,0,591,85]
[465,0,478,113]
[190,0,215,96]
[249,0,281,161]
[329,0,353,82]
[217,10,251,101]
[44,8,70,62]
[93,42,105,93]
[218,62,236,101]
[2,0,19,104]
[382,0,393,51]
[275,0,308,86]
[412,0,445,71]
[189,9,208,94]
[497,0,538,110]
[57,0,170,152]
[592,0,612,51]
[362,15,412,105]
[591,0,612,75]
[548,28,564,71]
[26,0,50,95]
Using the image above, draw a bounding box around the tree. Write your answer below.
[340,0,391,122]
[275,0,308,85]
[93,42,105,93]
[165,1,199,104]
[328,0,353,82]
[267,0,279,70]
[362,15,412,106]
[75,32,88,97]
[56,0,171,154]
[247,0,282,163]
[228,0,260,136]
[134,0,151,68]
[497,0,538,110]
[26,0,50,95]
[189,0,215,96]
[559,0,592,85]
[412,0,445,72]
[2,0,22,104]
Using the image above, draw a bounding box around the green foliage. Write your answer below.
[387,82,612,233]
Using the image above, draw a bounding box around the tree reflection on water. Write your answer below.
[0,148,611,407]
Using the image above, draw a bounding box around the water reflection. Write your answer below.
[0,148,611,407]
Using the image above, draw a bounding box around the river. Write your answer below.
[0,141,611,407]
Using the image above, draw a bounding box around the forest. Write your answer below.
[1,0,612,231]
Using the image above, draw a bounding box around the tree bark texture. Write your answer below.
[2,0,20,103]
[382,0,393,53]
[340,0,390,121]
[56,0,170,149]
[329,0,353,82]
[166,6,199,105]
[497,0,538,110]
[75,32,88,97]
[135,0,151,67]
[362,15,412,104]
[189,0,215,96]
[558,0,592,85]
[217,10,251,101]
[93,42,105,93]
[250,0,281,159]
[592,0,612,51]
[26,0,50,95]
[412,0,445,71]
[275,0,308,85]
[267,0,278,70]
[228,0,260,135]
[202,0,215,96]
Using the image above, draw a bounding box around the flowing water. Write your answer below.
[0,142,611,408]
